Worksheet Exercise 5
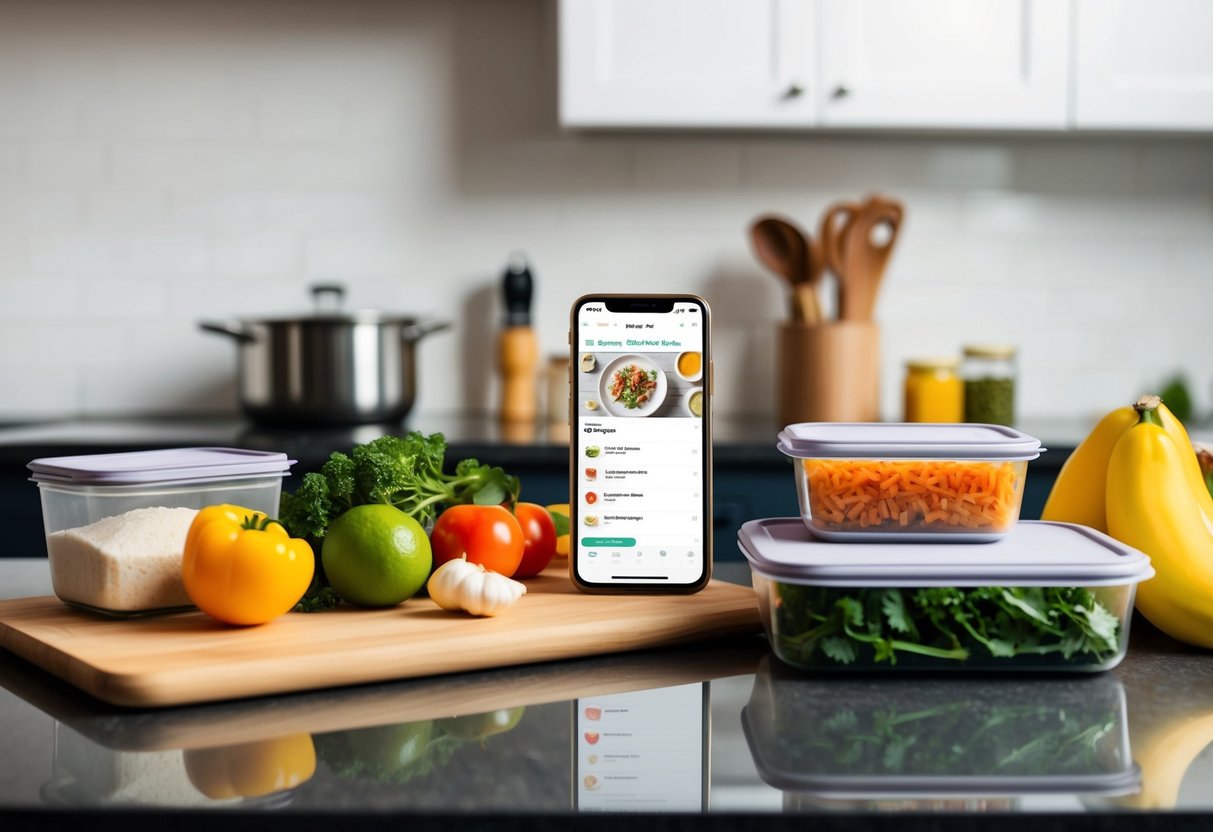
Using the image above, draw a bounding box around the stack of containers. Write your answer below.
[738,423,1155,672]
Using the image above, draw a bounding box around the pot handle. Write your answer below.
[400,320,452,343]
[199,320,256,343]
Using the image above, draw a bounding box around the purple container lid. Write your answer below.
[28,447,295,485]
[738,518,1153,587]
[778,422,1044,461]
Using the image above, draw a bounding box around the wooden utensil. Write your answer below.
[750,215,820,324]
[840,196,904,321]
[818,200,861,317]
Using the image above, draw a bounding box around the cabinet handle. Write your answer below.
[782,82,805,100]
[831,85,851,99]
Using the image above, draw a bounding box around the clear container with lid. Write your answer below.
[28,448,295,615]
[777,422,1043,542]
[903,357,963,423]
[962,343,1016,426]
[737,518,1154,673]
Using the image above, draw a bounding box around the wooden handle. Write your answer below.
[499,326,539,423]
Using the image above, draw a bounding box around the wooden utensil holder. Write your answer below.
[777,320,880,425]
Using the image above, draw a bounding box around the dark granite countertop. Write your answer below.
[3,560,1213,831]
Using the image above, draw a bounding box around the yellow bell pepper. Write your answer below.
[184,733,317,799]
[182,504,315,626]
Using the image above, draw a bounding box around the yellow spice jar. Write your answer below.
[903,357,963,423]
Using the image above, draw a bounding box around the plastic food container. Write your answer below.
[777,422,1044,542]
[28,448,295,616]
[742,657,1138,803]
[738,518,1153,673]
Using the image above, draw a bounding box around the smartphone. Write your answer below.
[569,294,711,593]
[572,682,711,812]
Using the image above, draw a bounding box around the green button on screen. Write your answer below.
[580,537,636,547]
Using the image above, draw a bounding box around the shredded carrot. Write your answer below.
[804,459,1020,534]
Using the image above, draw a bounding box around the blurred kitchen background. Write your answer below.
[0,0,1211,427]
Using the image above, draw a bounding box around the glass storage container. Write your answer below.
[777,422,1043,542]
[28,448,295,615]
[737,518,1153,673]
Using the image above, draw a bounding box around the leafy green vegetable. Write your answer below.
[278,432,520,611]
[279,432,520,541]
[773,584,1121,668]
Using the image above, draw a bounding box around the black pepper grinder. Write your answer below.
[498,253,539,425]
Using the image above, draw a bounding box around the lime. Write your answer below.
[322,504,432,607]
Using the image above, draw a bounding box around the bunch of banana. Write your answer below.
[1042,394,1213,649]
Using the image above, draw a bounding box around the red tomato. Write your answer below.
[430,505,524,577]
[512,502,558,578]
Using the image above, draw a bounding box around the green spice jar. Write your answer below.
[962,344,1016,426]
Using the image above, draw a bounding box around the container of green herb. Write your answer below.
[737,519,1153,673]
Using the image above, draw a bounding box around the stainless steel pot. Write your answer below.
[201,285,450,426]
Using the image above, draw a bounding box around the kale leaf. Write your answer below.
[773,583,1121,668]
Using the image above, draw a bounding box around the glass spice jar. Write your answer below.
[903,357,963,423]
[962,344,1017,426]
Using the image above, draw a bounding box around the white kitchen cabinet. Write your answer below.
[558,0,816,128]
[817,0,1070,129]
[1073,0,1213,131]
[559,0,1067,131]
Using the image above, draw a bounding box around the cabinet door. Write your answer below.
[817,0,1070,129]
[559,0,816,128]
[1074,0,1213,131]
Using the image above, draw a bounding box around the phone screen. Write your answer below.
[573,682,709,812]
[571,296,710,590]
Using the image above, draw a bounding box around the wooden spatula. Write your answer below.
[839,196,904,321]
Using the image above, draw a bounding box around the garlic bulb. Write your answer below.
[426,557,526,617]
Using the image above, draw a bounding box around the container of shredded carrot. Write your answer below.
[777,423,1043,542]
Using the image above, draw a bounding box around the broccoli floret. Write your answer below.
[278,431,520,541]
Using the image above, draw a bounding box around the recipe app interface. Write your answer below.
[575,683,707,812]
[573,299,708,586]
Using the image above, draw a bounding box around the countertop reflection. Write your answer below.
[4,560,1213,829]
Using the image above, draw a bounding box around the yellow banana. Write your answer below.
[1106,399,1213,649]
[1043,395,1213,535]
[1041,405,1137,532]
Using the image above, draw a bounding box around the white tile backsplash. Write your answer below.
[0,0,1211,424]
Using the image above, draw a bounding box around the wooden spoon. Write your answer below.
[750,215,818,323]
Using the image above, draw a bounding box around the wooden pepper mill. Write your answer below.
[498,254,539,425]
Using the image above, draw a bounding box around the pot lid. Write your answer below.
[737,519,1153,587]
[777,422,1043,460]
[241,284,421,326]
[29,447,295,485]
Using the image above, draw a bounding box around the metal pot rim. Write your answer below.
[238,310,423,326]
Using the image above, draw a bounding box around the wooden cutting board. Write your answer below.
[0,567,762,709]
